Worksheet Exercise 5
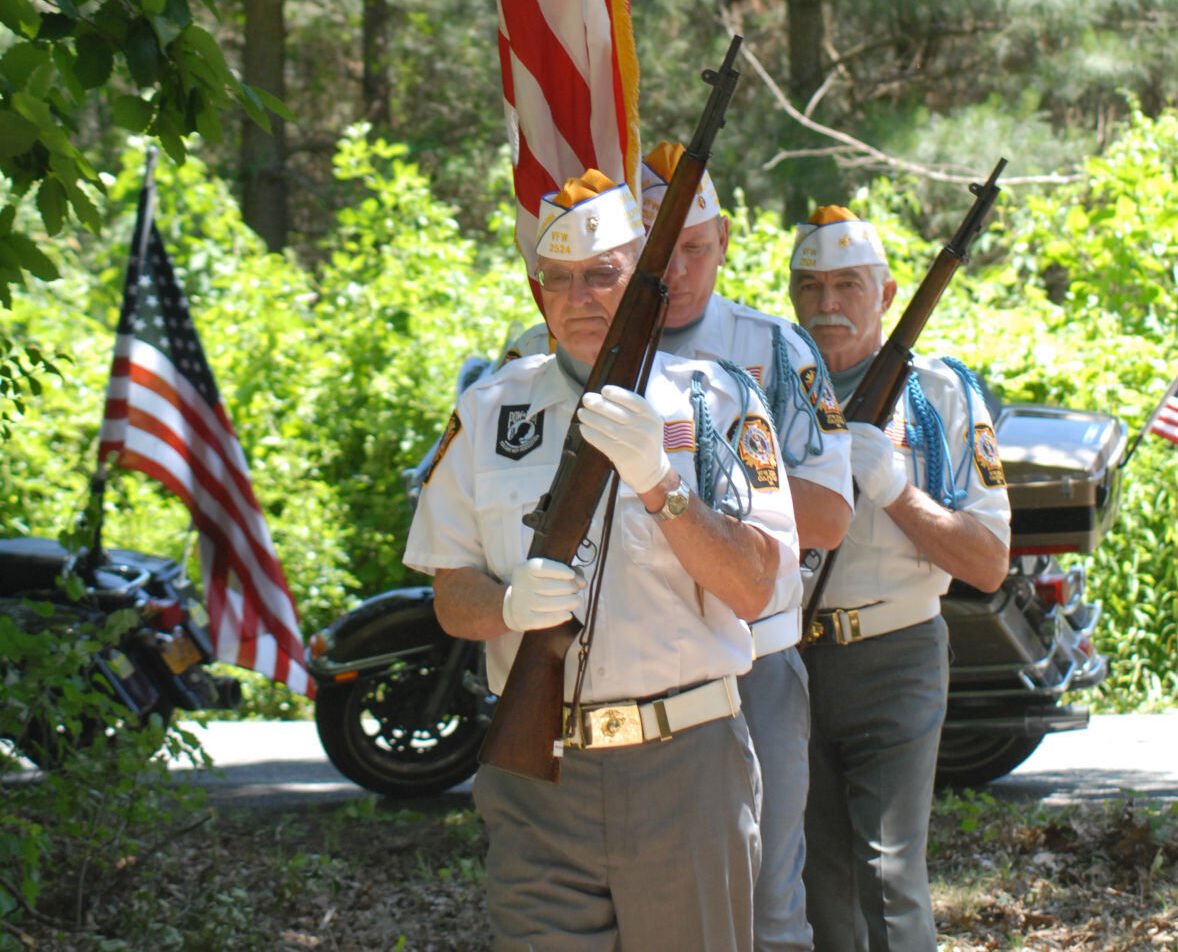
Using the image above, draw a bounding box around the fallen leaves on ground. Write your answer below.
[10,791,1177,950]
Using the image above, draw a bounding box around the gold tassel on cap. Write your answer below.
[807,205,860,225]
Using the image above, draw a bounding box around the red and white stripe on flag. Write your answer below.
[496,0,641,301]
[99,220,312,698]
[1149,393,1178,446]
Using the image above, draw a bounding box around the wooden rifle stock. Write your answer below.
[478,36,743,782]
[801,158,1007,638]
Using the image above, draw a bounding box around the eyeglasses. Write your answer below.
[535,265,625,293]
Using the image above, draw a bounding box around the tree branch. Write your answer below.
[722,14,1083,187]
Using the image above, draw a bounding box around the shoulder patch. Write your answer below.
[501,349,522,364]
[663,418,696,453]
[496,404,544,460]
[744,364,766,386]
[728,415,780,490]
[972,422,1006,488]
[423,411,461,485]
[799,366,848,432]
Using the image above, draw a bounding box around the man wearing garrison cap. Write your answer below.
[642,140,857,952]
[789,205,1011,951]
[405,170,802,951]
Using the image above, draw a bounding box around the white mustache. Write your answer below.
[804,313,857,333]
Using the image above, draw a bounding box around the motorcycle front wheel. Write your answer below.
[315,651,487,798]
[935,730,1044,790]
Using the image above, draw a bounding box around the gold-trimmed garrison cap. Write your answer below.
[535,169,644,262]
[790,205,887,271]
[640,140,722,231]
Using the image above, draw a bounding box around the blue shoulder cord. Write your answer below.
[690,361,765,517]
[903,357,981,509]
[766,323,825,467]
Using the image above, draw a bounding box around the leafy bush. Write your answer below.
[0,600,210,944]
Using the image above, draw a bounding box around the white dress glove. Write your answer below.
[501,557,587,633]
[847,420,908,508]
[576,385,672,494]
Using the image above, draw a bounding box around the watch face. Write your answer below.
[667,488,689,516]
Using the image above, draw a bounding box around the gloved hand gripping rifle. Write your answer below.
[477,36,743,783]
[800,158,1008,640]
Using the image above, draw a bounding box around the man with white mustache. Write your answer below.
[789,205,1012,952]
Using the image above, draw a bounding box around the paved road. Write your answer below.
[168,711,1178,809]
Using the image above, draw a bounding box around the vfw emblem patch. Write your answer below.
[799,366,848,432]
[972,422,1006,487]
[729,415,779,490]
[496,405,544,460]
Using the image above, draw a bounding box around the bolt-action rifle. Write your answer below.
[800,158,1008,640]
[477,36,743,783]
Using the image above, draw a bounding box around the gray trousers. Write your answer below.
[738,647,813,951]
[473,712,762,951]
[801,616,949,952]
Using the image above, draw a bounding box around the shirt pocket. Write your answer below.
[472,465,552,582]
[616,488,677,570]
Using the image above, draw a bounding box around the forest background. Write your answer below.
[2,0,1178,715]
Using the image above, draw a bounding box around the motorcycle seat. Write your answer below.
[0,537,73,595]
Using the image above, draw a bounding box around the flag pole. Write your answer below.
[84,148,160,566]
[1119,372,1178,469]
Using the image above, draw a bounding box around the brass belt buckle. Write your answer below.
[832,609,861,645]
[583,702,644,748]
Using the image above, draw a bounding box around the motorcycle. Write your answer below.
[935,400,1126,788]
[0,536,243,766]
[309,362,1128,797]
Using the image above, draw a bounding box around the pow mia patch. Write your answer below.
[729,415,780,490]
[423,411,461,485]
[496,404,544,460]
[799,366,848,432]
[972,422,1006,488]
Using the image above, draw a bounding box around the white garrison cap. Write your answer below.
[790,205,888,271]
[640,140,722,231]
[535,169,644,262]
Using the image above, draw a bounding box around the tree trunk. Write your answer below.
[241,0,287,252]
[784,0,827,224]
[787,0,825,105]
[362,0,393,134]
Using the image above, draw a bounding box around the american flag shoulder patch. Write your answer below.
[663,419,696,452]
[884,414,910,447]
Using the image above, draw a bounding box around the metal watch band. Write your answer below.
[648,476,690,522]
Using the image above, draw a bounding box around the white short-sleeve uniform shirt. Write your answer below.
[819,355,1011,619]
[404,351,800,702]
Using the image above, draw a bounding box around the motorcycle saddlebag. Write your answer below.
[995,405,1128,555]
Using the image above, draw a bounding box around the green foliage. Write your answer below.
[0,0,286,308]
[190,664,313,722]
[0,328,67,441]
[0,599,210,939]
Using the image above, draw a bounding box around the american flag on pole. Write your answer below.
[1147,376,1178,447]
[496,0,641,306]
[97,154,311,697]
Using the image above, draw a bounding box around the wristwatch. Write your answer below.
[647,476,691,522]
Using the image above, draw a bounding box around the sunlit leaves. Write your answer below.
[0,1,288,307]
